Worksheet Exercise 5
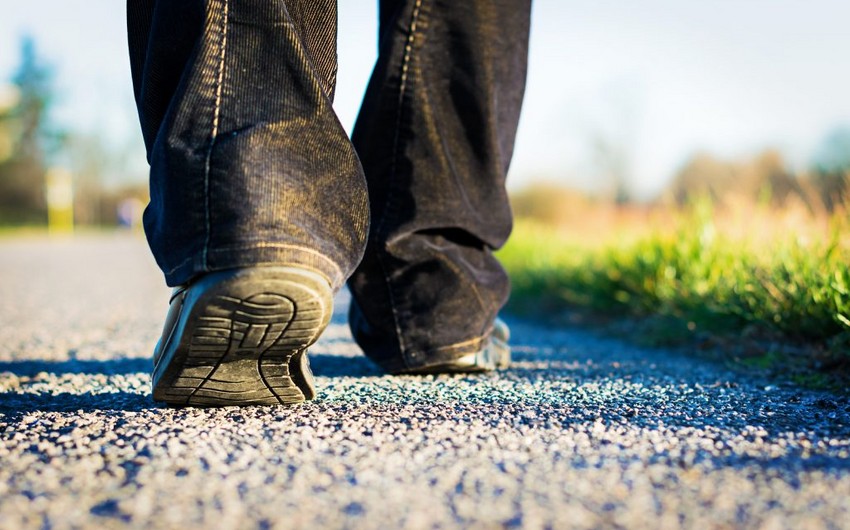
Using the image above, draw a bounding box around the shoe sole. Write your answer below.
[152,267,332,407]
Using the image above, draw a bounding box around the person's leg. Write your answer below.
[348,0,532,373]
[128,0,366,290]
[128,0,365,405]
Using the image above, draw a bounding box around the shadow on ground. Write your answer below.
[3,350,849,449]
[0,353,381,418]
[0,358,150,377]
[0,391,155,417]
[309,353,383,378]
[0,353,381,379]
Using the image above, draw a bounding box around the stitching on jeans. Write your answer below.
[405,334,491,363]
[165,255,195,276]
[373,0,424,361]
[167,243,343,285]
[201,254,333,288]
[206,243,343,278]
[201,0,229,271]
[387,0,423,198]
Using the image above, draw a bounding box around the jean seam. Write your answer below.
[373,0,425,362]
[165,255,195,276]
[201,0,229,271]
[206,242,343,278]
[164,243,341,287]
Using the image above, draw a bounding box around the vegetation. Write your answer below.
[500,197,850,384]
[0,36,62,225]
[0,36,147,230]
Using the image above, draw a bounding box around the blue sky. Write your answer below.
[2,1,850,198]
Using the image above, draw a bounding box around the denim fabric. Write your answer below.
[127,0,531,372]
[348,0,531,372]
[128,0,367,290]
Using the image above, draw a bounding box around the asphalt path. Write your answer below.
[1,234,849,529]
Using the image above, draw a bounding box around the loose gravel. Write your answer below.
[1,234,848,529]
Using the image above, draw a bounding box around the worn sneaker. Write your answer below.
[151,266,332,406]
[405,318,511,374]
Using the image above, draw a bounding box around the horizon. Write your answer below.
[2,1,850,199]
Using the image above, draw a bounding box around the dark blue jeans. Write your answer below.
[128,0,531,373]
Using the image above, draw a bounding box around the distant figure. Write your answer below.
[127,0,531,406]
[117,197,144,230]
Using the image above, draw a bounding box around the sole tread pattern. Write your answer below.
[152,268,331,407]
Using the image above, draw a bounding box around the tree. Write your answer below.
[0,85,19,164]
[0,36,64,224]
[665,149,808,210]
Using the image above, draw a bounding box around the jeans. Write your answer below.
[127,0,531,373]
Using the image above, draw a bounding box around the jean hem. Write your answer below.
[370,329,493,374]
[163,243,344,290]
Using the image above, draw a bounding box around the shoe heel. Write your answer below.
[152,267,331,406]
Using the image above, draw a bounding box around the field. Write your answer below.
[499,198,850,386]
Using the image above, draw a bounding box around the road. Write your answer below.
[1,234,849,529]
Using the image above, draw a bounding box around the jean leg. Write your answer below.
[348,0,532,372]
[127,0,367,290]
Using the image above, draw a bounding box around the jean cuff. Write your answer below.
[163,243,344,290]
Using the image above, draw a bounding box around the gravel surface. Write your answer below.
[1,234,849,530]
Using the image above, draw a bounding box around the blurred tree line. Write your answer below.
[0,36,146,228]
[2,37,848,229]
[664,137,850,214]
[0,37,59,224]
[513,133,850,224]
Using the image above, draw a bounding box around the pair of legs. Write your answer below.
[128,0,531,405]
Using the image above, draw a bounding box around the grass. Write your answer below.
[499,203,850,385]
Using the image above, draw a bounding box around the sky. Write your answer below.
[2,0,850,199]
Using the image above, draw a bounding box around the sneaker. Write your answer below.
[151,266,332,406]
[404,318,511,374]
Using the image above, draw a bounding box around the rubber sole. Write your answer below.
[152,267,332,407]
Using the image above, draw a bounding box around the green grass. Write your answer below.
[499,210,850,380]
